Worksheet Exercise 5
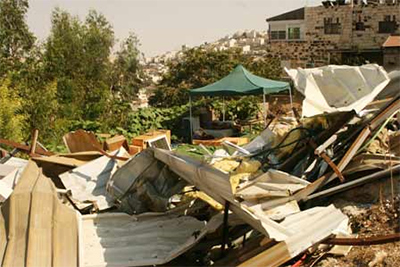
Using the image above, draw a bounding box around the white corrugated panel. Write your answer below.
[286,64,390,117]
[81,213,211,267]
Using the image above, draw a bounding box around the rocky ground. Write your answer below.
[314,187,400,267]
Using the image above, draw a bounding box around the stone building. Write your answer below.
[266,0,400,69]
[382,35,400,71]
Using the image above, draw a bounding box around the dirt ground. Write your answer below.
[313,195,400,267]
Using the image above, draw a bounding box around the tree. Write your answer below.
[0,0,35,76]
[16,45,58,137]
[149,47,283,107]
[111,32,145,101]
[44,9,85,118]
[0,78,25,141]
[44,8,114,120]
[81,10,114,119]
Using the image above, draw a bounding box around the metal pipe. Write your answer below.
[322,233,400,246]
[305,164,400,201]
[263,93,267,126]
[223,96,226,122]
[221,201,231,257]
[288,86,294,118]
[189,95,193,143]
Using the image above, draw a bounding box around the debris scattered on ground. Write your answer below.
[0,64,399,267]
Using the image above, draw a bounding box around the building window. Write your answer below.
[288,27,301,39]
[355,22,365,31]
[324,18,341,34]
[379,21,397,33]
[379,16,397,33]
[355,15,365,31]
[271,31,286,40]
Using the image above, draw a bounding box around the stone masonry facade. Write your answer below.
[267,2,400,68]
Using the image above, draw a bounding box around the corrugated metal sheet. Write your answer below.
[0,160,220,267]
[154,149,292,241]
[0,161,80,267]
[286,64,390,117]
[0,164,18,202]
[59,149,128,210]
[81,213,215,267]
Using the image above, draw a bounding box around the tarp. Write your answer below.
[189,65,290,96]
[286,64,390,117]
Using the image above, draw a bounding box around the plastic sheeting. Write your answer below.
[286,64,390,117]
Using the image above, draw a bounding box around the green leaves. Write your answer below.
[111,32,145,101]
[211,96,261,121]
[149,47,283,108]
[0,0,35,76]
[0,78,25,142]
[44,8,115,120]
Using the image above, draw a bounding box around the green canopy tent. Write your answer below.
[188,65,292,140]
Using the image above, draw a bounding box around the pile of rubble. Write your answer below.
[0,64,399,267]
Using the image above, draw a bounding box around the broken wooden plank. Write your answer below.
[29,129,39,155]
[132,130,171,150]
[63,129,103,153]
[293,98,400,202]
[0,138,54,156]
[104,135,128,151]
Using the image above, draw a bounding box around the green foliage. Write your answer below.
[15,45,58,136]
[0,4,147,151]
[44,8,114,120]
[0,78,25,141]
[0,0,35,76]
[124,104,190,138]
[62,104,190,143]
[111,33,145,101]
[211,96,261,121]
[149,47,283,108]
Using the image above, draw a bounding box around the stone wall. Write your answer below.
[384,47,400,71]
[266,41,334,68]
[267,3,400,68]
[305,4,400,50]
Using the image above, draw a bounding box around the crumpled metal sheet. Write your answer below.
[286,64,390,117]
[107,148,186,214]
[59,148,129,210]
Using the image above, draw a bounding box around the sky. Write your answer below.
[27,0,322,57]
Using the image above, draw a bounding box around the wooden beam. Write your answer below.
[29,129,39,155]
[0,139,54,156]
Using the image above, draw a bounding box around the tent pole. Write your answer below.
[263,93,267,127]
[222,97,226,122]
[189,95,193,143]
[289,86,294,118]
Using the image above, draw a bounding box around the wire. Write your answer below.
[253,127,314,167]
